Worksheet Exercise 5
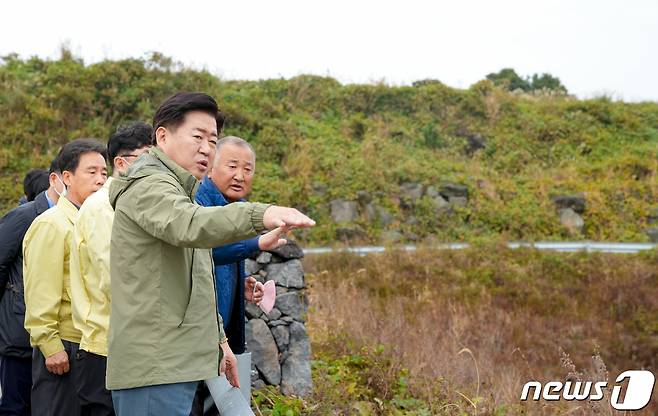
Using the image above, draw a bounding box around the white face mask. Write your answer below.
[54,175,67,198]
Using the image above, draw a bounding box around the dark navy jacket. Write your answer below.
[0,191,50,358]
[195,177,259,354]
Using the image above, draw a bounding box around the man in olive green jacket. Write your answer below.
[107,92,314,416]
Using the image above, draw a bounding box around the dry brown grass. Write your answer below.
[303,246,658,415]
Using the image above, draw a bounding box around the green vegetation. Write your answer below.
[486,68,568,93]
[246,246,658,415]
[2,51,658,244]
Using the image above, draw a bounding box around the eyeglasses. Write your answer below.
[120,154,140,159]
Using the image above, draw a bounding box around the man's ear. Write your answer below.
[48,172,58,188]
[61,170,73,187]
[113,157,125,173]
[155,126,168,147]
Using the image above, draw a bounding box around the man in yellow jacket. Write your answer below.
[69,123,152,416]
[23,139,108,416]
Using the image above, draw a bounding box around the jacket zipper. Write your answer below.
[210,251,223,375]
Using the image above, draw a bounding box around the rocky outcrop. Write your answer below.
[245,239,312,397]
[325,182,470,242]
[553,194,586,234]
[329,199,359,223]
[560,208,585,234]
[553,194,586,214]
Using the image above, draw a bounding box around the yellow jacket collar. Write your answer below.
[57,195,79,224]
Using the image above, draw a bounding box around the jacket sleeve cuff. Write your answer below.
[245,237,260,255]
[39,338,64,358]
[250,203,271,233]
[217,313,227,344]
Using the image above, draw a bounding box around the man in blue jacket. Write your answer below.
[193,136,285,414]
[0,159,63,415]
[196,136,284,353]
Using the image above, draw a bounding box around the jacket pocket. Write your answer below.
[178,249,196,327]
[11,291,26,315]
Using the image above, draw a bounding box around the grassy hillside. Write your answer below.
[2,51,658,243]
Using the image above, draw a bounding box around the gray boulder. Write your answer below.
[400,182,424,202]
[265,260,304,289]
[381,230,403,244]
[245,259,261,276]
[426,186,440,198]
[560,208,584,234]
[364,203,378,223]
[271,325,290,352]
[254,271,266,284]
[431,195,450,212]
[377,207,395,226]
[246,319,281,385]
[553,194,586,214]
[356,190,372,206]
[267,307,282,320]
[245,302,263,319]
[276,291,307,322]
[449,196,468,207]
[266,239,305,260]
[252,379,266,390]
[330,199,359,223]
[465,133,486,154]
[280,322,312,397]
[256,251,272,264]
[440,183,469,199]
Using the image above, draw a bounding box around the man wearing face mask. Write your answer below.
[23,139,108,416]
[69,122,152,416]
[0,159,63,416]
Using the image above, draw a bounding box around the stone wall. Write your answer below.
[244,240,312,397]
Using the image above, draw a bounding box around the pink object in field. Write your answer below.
[258,280,276,314]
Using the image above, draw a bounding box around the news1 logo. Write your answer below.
[520,370,656,411]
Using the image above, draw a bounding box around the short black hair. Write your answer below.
[23,169,50,202]
[49,156,61,174]
[57,139,108,173]
[152,92,225,144]
[108,122,153,169]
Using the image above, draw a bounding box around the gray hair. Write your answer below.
[217,136,256,161]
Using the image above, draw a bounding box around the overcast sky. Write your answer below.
[2,0,657,101]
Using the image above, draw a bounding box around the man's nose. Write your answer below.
[234,169,245,182]
[199,138,211,156]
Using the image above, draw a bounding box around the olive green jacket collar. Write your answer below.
[110,147,200,209]
[149,147,199,199]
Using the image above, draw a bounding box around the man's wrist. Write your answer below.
[39,338,65,358]
[251,203,271,233]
